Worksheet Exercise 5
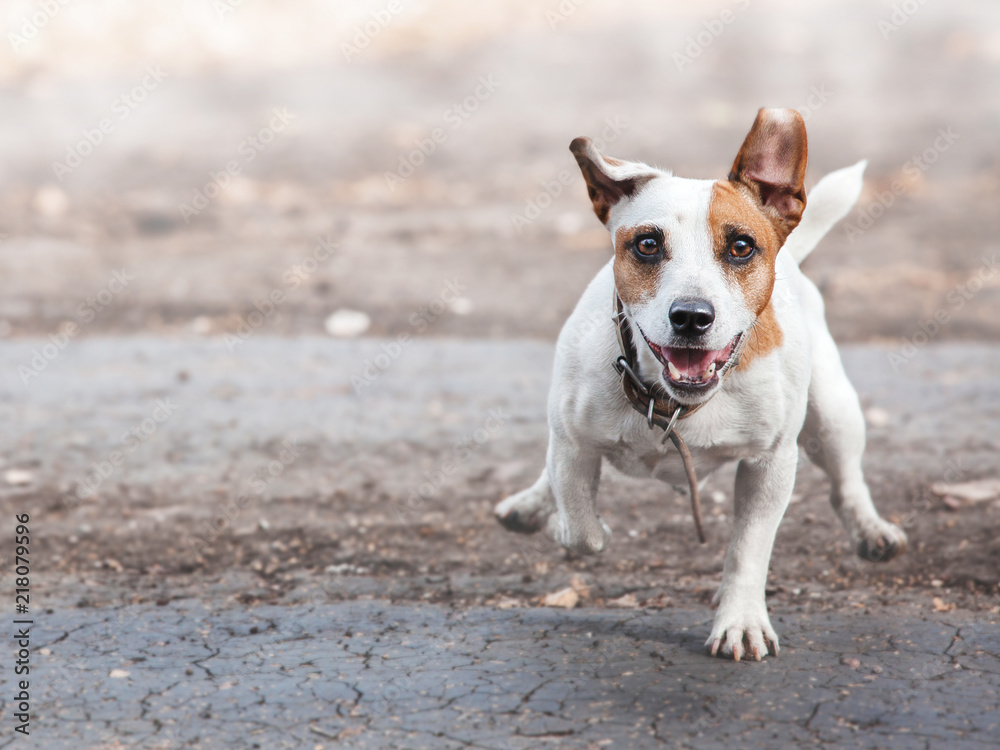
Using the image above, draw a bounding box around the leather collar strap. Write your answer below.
[612,290,712,543]
[612,293,710,430]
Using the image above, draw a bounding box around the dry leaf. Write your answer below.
[932,597,955,612]
[641,593,672,609]
[606,593,639,609]
[570,575,590,600]
[941,495,962,511]
[542,587,579,609]
[931,479,1000,504]
[493,596,523,610]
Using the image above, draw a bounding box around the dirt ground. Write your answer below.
[0,0,998,667]
[7,337,999,631]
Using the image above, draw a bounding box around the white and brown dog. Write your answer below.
[495,108,907,661]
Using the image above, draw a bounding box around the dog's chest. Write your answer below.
[602,394,785,483]
[603,429,753,484]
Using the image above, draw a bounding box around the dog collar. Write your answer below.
[611,288,747,544]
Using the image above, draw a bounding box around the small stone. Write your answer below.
[449,297,474,315]
[33,185,69,217]
[109,669,130,679]
[841,657,861,669]
[324,309,370,338]
[3,469,33,486]
[864,407,891,427]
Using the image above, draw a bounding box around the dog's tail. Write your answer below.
[784,159,867,265]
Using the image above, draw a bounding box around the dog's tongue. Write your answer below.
[663,346,720,379]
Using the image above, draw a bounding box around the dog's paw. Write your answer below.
[855,519,907,563]
[705,598,779,661]
[494,503,546,534]
[494,488,554,535]
[545,513,612,555]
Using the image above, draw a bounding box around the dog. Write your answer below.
[494,108,907,661]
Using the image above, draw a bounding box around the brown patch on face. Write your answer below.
[709,181,781,317]
[735,300,783,371]
[613,224,665,306]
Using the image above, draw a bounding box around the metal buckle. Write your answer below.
[613,356,650,397]
[660,406,682,443]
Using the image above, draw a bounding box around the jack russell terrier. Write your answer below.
[495,108,907,661]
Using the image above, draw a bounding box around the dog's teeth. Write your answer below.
[706,362,716,377]
[667,360,681,381]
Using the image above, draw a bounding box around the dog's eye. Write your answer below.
[636,236,660,256]
[729,236,756,260]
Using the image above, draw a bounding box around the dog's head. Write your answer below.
[571,108,807,405]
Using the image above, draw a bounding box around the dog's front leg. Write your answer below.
[707,442,798,661]
[544,434,611,555]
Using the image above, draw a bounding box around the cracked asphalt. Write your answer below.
[24,601,1000,749]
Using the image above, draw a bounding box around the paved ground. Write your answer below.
[22,601,1000,749]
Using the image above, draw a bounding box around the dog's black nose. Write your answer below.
[669,298,715,336]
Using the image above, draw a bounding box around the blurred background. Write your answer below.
[1,0,998,622]
[2,0,998,342]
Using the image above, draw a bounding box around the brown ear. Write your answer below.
[728,108,808,242]
[569,137,655,225]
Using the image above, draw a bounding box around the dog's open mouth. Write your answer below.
[641,332,743,391]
